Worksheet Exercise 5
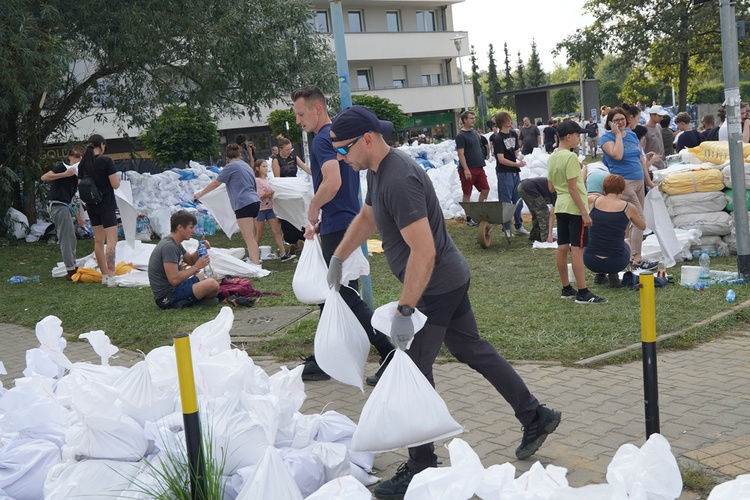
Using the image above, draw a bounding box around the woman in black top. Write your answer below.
[271,135,310,177]
[78,134,120,287]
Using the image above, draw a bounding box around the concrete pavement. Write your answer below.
[2,319,749,498]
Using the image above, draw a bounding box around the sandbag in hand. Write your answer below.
[327,255,343,292]
[391,315,414,351]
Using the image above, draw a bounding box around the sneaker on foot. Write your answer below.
[560,287,576,299]
[515,226,530,236]
[515,405,562,460]
[593,273,608,285]
[634,259,658,271]
[575,290,607,304]
[466,218,478,227]
[374,463,417,499]
[279,253,296,262]
[197,297,219,307]
[299,355,331,381]
[608,272,624,288]
[504,228,513,239]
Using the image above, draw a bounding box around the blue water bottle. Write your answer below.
[197,241,215,279]
[726,289,736,303]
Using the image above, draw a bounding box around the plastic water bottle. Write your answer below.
[726,290,736,303]
[197,241,215,279]
[6,275,41,283]
[699,250,711,279]
[656,261,666,278]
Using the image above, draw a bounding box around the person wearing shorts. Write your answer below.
[148,210,219,309]
[253,159,295,262]
[547,120,606,304]
[194,143,262,265]
[455,111,489,226]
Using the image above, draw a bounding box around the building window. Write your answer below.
[309,11,329,33]
[357,69,373,90]
[393,79,406,88]
[348,11,363,32]
[416,11,436,32]
[421,74,441,86]
[386,11,400,32]
[392,65,407,88]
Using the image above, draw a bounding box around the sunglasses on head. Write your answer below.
[335,133,367,155]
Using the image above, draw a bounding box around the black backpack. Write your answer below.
[78,162,102,205]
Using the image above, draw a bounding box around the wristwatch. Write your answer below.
[396,304,414,317]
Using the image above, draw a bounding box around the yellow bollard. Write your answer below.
[174,334,206,499]
[639,272,660,437]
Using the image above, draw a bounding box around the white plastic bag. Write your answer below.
[306,475,373,499]
[708,474,750,499]
[351,349,463,452]
[340,246,370,284]
[606,433,682,500]
[0,438,61,500]
[405,438,484,500]
[235,446,303,500]
[371,301,428,349]
[643,188,680,268]
[292,235,329,304]
[314,288,370,390]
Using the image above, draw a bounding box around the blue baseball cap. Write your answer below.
[330,106,394,142]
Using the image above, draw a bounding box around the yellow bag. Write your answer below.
[687,141,750,165]
[660,169,725,195]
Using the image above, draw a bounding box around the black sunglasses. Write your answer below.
[335,133,366,155]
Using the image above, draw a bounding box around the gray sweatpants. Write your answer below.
[406,280,539,473]
[49,203,77,270]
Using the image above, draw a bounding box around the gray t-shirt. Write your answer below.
[216,159,260,211]
[148,235,185,300]
[365,149,469,295]
[644,124,667,168]
[455,129,485,168]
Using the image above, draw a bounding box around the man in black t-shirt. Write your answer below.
[492,111,528,237]
[41,147,86,280]
[584,117,600,158]
[455,111,489,226]
[518,116,542,154]
[543,120,559,153]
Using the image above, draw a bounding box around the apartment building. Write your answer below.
[58,0,471,168]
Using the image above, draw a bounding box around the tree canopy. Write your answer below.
[139,106,220,167]
[351,94,408,131]
[1,0,335,224]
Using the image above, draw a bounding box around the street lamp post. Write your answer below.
[451,35,468,111]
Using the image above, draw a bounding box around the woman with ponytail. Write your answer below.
[78,134,120,286]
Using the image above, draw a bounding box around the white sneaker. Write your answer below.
[504,228,513,239]
[516,226,530,236]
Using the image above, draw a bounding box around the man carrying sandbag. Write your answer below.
[326,105,562,499]
[292,85,395,384]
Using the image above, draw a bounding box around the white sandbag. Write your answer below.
[672,211,732,236]
[307,441,350,482]
[292,235,329,304]
[112,361,175,427]
[199,184,239,238]
[405,438,484,500]
[708,474,750,499]
[351,349,463,453]
[663,191,729,216]
[348,462,379,487]
[34,315,72,372]
[207,247,270,278]
[0,376,69,434]
[306,475,373,499]
[189,305,233,360]
[7,207,29,239]
[278,446,326,496]
[499,461,568,498]
[115,180,137,249]
[371,301,428,348]
[0,438,60,500]
[341,246,370,284]
[316,410,357,443]
[22,348,60,379]
[235,446,303,500]
[268,177,313,231]
[314,288,370,390]
[195,349,263,396]
[44,459,142,500]
[145,206,171,238]
[208,396,274,474]
[643,188,680,268]
[55,362,129,407]
[78,330,119,365]
[721,163,750,189]
[475,462,517,500]
[606,433,682,500]
[269,365,307,448]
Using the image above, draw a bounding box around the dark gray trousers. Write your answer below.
[49,203,77,270]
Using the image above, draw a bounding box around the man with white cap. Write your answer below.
[326,105,561,499]
[643,105,669,169]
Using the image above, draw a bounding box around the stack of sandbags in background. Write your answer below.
[661,166,731,253]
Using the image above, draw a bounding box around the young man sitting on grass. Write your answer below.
[547,120,607,304]
[147,210,220,309]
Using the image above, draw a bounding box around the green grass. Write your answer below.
[681,466,720,499]
[1,220,747,363]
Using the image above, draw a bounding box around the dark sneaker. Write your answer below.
[593,273,608,285]
[634,259,658,271]
[366,354,393,387]
[560,287,576,299]
[197,297,219,307]
[575,290,607,304]
[466,218,478,227]
[279,253,296,262]
[515,405,562,460]
[299,355,330,381]
[374,463,417,499]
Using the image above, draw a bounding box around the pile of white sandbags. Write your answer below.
[0,311,377,499]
